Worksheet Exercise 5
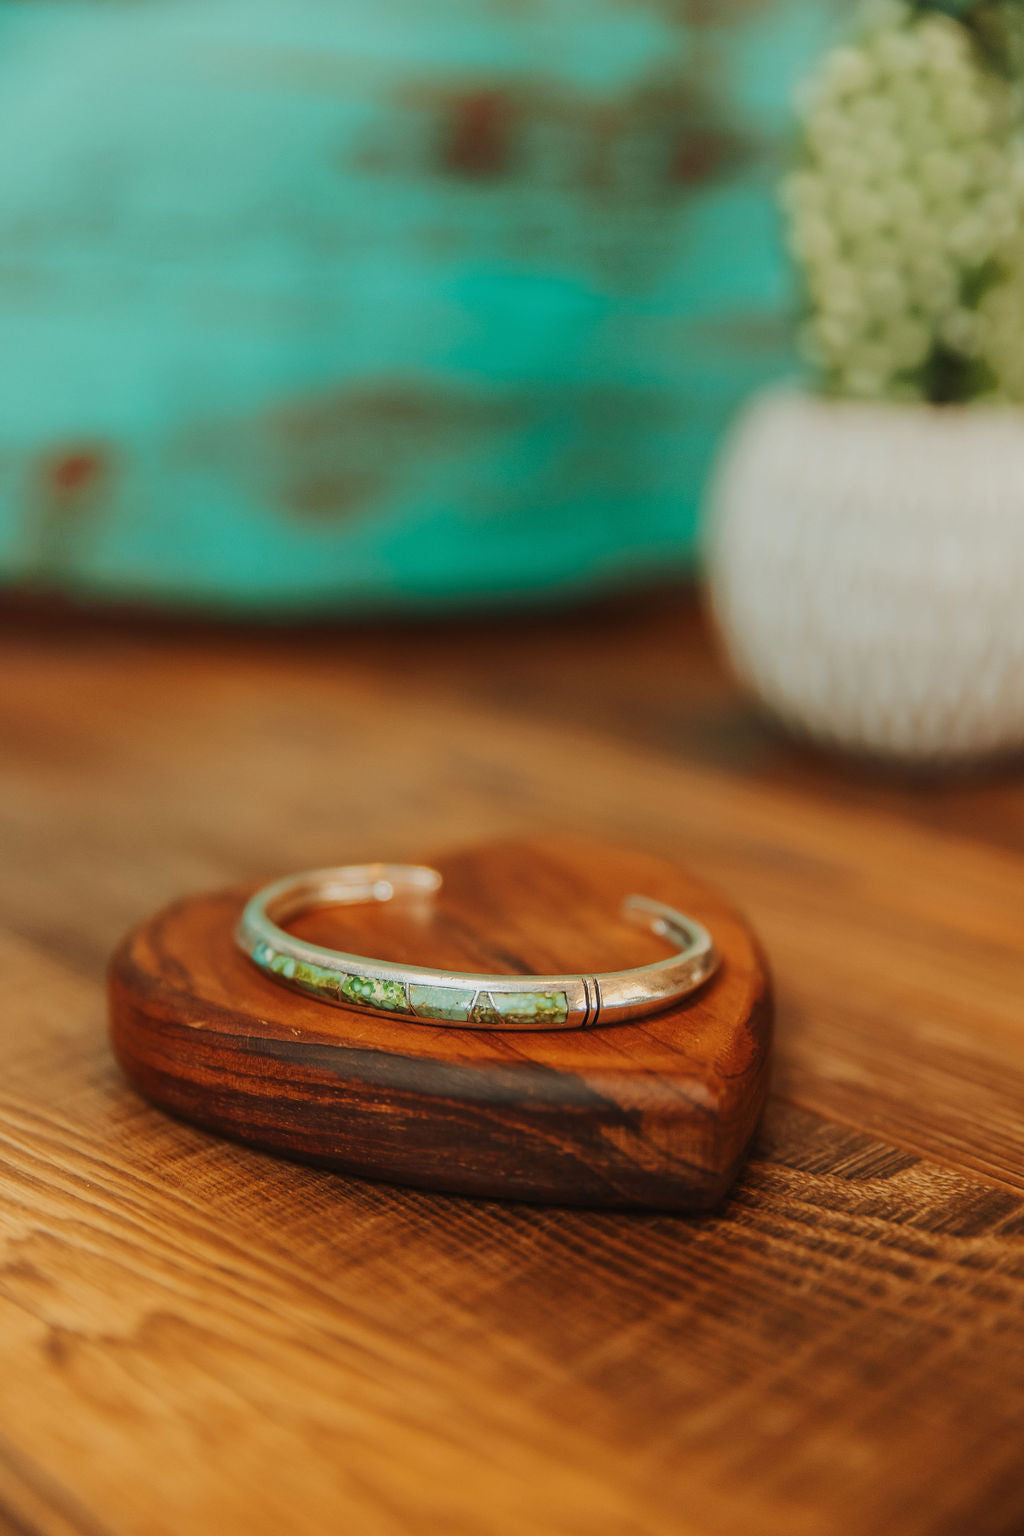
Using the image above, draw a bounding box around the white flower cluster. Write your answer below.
[978,234,1024,396]
[783,0,1024,402]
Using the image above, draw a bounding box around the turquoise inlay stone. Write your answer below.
[289,959,341,1001]
[408,984,472,1022]
[469,991,504,1026]
[490,991,569,1027]
[256,944,327,995]
[340,974,411,1014]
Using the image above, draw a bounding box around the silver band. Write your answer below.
[236,864,719,1031]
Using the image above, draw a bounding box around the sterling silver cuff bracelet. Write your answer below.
[237,863,718,1031]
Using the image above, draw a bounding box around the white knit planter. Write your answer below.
[705,388,1024,762]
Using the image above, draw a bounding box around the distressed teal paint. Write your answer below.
[0,0,842,614]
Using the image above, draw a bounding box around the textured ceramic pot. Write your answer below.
[705,388,1024,762]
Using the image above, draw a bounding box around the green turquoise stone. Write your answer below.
[340,974,411,1014]
[489,991,569,1027]
[252,953,568,1027]
[469,991,504,1026]
[408,984,472,1022]
[289,960,341,1000]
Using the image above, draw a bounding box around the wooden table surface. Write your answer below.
[1,590,1022,1536]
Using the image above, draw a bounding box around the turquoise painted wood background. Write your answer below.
[0,0,839,614]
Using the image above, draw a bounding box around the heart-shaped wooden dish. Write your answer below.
[109,838,771,1209]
